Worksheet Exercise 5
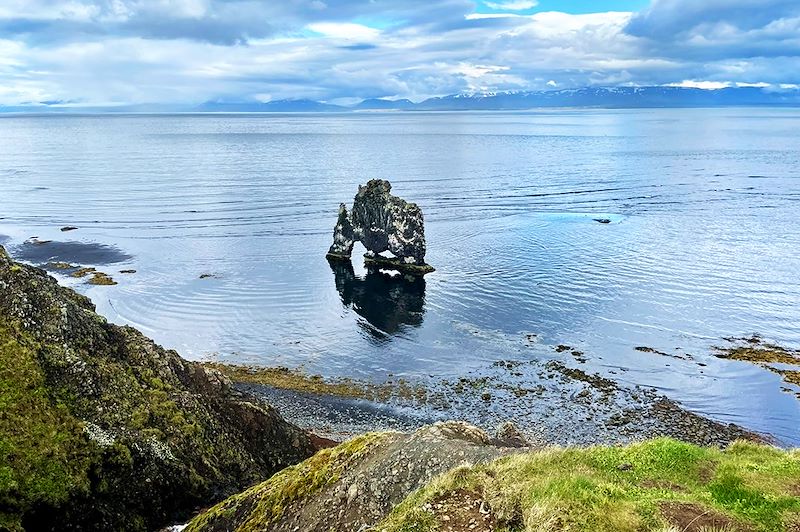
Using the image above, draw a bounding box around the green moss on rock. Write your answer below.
[186,433,387,532]
[0,246,317,530]
[0,325,97,532]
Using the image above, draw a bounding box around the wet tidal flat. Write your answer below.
[1,109,799,444]
[212,359,761,447]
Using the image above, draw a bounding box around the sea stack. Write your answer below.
[326,179,435,275]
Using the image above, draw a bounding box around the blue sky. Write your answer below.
[0,0,798,105]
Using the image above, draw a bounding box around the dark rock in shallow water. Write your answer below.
[60,226,78,232]
[11,238,132,266]
[86,271,117,285]
[45,261,78,271]
[0,246,317,531]
[327,180,434,275]
[593,218,612,224]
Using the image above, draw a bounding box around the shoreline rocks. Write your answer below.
[208,355,766,449]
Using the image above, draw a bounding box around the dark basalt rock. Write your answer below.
[0,245,317,531]
[326,180,434,275]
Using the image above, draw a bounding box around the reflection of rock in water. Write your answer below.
[330,261,425,337]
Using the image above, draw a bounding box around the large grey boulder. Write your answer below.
[185,421,525,532]
[326,180,434,274]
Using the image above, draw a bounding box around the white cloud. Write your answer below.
[736,81,770,87]
[465,13,523,19]
[484,0,537,10]
[0,0,798,105]
[666,80,731,89]
[307,22,380,40]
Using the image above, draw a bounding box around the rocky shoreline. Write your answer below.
[206,360,764,449]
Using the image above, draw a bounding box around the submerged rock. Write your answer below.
[12,238,132,266]
[326,180,434,274]
[0,246,317,531]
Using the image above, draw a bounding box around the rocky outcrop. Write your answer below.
[0,246,317,531]
[327,180,434,274]
[186,421,526,532]
[187,428,799,532]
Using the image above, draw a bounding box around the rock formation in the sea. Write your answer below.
[326,179,435,274]
[0,246,318,531]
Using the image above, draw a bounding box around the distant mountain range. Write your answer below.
[2,86,799,113]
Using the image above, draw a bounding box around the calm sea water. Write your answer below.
[1,109,799,443]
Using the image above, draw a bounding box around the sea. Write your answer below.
[1,108,798,443]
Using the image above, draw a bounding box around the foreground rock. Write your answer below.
[187,425,799,532]
[186,422,526,531]
[0,246,317,531]
[327,179,435,274]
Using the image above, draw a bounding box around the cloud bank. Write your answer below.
[0,0,798,105]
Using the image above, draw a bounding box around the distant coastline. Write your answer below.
[3,85,800,114]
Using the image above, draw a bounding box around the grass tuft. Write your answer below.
[375,438,800,532]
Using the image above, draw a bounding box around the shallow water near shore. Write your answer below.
[1,109,799,444]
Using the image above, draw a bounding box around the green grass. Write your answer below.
[185,432,388,532]
[375,438,800,532]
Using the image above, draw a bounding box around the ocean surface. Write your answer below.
[1,109,798,444]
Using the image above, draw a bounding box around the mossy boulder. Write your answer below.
[0,246,317,531]
[186,421,526,531]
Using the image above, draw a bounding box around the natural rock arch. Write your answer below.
[326,180,434,274]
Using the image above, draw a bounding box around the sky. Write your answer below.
[0,0,799,106]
